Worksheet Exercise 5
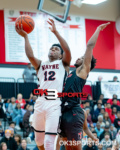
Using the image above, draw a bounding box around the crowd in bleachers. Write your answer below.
[0,90,120,149]
[0,93,38,150]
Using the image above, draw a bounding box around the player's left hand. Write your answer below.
[47,18,57,33]
[97,22,110,31]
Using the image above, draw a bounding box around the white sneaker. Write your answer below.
[15,125,21,130]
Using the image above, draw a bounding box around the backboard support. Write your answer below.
[38,0,72,23]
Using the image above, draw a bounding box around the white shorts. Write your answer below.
[32,98,61,134]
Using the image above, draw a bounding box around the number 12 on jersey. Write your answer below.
[44,71,56,81]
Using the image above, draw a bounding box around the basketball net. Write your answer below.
[72,0,82,7]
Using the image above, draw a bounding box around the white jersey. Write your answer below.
[37,59,65,101]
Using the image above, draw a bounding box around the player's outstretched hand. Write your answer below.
[15,24,28,38]
[47,18,57,33]
[97,22,110,31]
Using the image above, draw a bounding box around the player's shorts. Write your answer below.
[58,105,85,141]
[32,98,61,135]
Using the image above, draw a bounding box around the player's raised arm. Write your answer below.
[78,22,110,78]
[47,19,71,66]
[15,24,41,71]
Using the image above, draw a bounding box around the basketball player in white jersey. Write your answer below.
[16,18,71,150]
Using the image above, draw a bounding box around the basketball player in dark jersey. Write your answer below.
[57,22,110,150]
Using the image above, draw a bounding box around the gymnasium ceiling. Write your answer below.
[0,0,120,21]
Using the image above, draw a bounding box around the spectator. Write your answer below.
[0,95,4,103]
[23,63,36,83]
[22,104,30,116]
[85,107,93,127]
[87,95,94,107]
[32,96,37,105]
[94,103,102,119]
[9,122,17,134]
[114,111,120,131]
[12,103,23,130]
[109,125,117,140]
[16,94,26,109]
[0,129,18,150]
[99,125,112,141]
[95,123,104,138]
[26,93,34,105]
[115,129,120,149]
[0,103,6,119]
[98,76,103,82]
[90,124,95,132]
[14,134,22,149]
[94,100,104,111]
[23,106,33,137]
[109,107,117,124]
[28,114,34,141]
[99,94,106,105]
[107,94,120,106]
[101,132,112,150]
[83,100,91,109]
[111,98,120,111]
[105,103,112,115]
[8,97,16,117]
[113,76,119,82]
[5,99,10,111]
[0,142,7,150]
[9,128,14,138]
[100,108,105,116]
[83,137,98,150]
[18,139,30,150]
[97,143,103,150]
[92,131,98,138]
[103,112,111,127]
[97,115,105,127]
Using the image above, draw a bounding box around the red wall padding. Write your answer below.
[0,10,5,64]
[85,19,117,69]
[0,10,120,69]
[81,85,93,100]
[0,10,27,65]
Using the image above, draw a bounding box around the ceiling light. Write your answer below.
[81,0,107,5]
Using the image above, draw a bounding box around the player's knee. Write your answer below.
[44,135,56,149]
[35,135,44,146]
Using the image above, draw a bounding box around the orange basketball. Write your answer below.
[15,15,35,34]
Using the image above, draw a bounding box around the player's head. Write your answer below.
[74,55,97,71]
[48,44,63,61]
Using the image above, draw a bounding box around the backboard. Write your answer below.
[38,0,72,23]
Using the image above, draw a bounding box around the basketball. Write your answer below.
[15,15,35,34]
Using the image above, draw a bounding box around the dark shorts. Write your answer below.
[58,105,85,141]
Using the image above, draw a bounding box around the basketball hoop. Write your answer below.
[38,0,72,23]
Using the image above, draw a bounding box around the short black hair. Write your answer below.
[92,131,97,134]
[24,104,29,109]
[90,55,97,71]
[9,121,16,126]
[52,44,63,54]
[112,98,117,100]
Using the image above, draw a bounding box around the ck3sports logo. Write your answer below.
[33,89,57,100]
[32,89,88,100]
